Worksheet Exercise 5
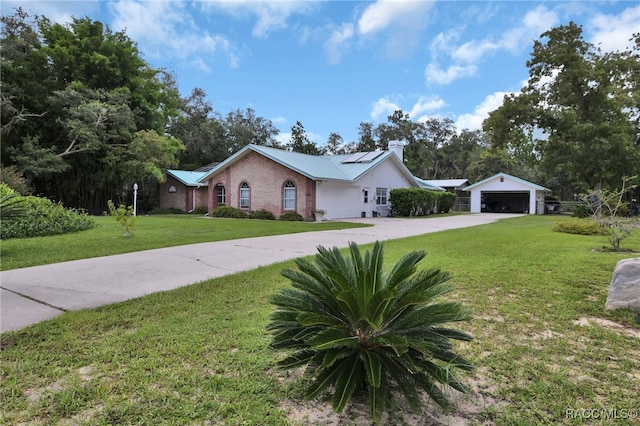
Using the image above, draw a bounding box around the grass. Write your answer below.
[0,215,369,271]
[1,216,639,424]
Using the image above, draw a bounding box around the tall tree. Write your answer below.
[288,121,319,155]
[322,132,347,155]
[355,121,378,151]
[169,87,226,169]
[375,111,456,179]
[0,9,182,209]
[223,107,281,155]
[438,129,488,179]
[484,22,639,194]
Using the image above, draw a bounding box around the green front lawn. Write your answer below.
[1,216,639,424]
[0,215,369,271]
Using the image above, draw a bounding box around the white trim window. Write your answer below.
[283,180,296,210]
[216,185,226,205]
[239,182,250,209]
[376,187,388,205]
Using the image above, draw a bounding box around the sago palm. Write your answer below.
[0,192,28,222]
[267,241,473,423]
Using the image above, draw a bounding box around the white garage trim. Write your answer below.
[463,173,551,215]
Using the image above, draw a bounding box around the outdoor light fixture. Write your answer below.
[133,183,138,216]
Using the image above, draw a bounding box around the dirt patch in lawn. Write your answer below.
[573,317,640,339]
[282,378,505,425]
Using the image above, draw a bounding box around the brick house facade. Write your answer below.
[207,151,317,219]
[157,170,209,212]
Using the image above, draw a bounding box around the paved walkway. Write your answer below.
[1,214,522,333]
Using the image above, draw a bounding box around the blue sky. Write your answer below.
[6,1,640,146]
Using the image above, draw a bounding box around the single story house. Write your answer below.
[463,172,551,214]
[158,169,209,212]
[197,141,444,220]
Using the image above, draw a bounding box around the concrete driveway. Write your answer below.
[1,214,522,333]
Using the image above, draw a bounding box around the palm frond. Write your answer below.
[360,350,383,388]
[332,354,362,413]
[369,375,388,423]
[277,349,316,369]
[305,361,346,399]
[0,192,28,221]
[385,249,426,289]
[306,327,358,350]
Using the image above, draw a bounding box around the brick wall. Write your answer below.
[158,176,188,211]
[158,176,208,212]
[207,151,316,219]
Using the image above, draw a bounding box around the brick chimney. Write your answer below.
[388,140,404,162]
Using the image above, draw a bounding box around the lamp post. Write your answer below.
[133,183,138,216]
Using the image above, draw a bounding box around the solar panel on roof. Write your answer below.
[358,151,383,162]
[341,151,382,164]
[341,152,368,163]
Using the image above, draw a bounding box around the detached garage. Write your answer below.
[463,172,551,215]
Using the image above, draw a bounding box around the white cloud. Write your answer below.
[357,0,434,58]
[408,96,446,118]
[589,5,640,52]
[429,29,464,61]
[455,91,510,131]
[370,97,401,122]
[323,23,354,65]
[426,5,558,86]
[451,5,557,61]
[357,0,432,35]
[208,0,318,38]
[425,62,477,86]
[452,39,498,64]
[271,116,288,125]
[275,129,322,145]
[500,5,558,53]
[274,132,291,146]
[109,0,239,69]
[4,0,101,25]
[370,95,446,122]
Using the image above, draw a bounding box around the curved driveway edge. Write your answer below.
[1,214,522,333]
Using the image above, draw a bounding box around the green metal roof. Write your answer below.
[413,177,446,191]
[462,172,550,191]
[167,170,209,187]
[198,144,423,185]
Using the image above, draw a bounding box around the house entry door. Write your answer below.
[361,187,370,217]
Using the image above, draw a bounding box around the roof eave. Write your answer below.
[167,170,208,187]
[462,172,550,192]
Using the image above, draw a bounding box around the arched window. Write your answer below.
[239,182,250,209]
[283,180,296,210]
[216,185,226,205]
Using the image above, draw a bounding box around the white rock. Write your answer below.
[605,257,640,312]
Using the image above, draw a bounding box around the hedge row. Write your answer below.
[0,193,96,239]
[552,218,607,235]
[211,206,302,221]
[389,188,457,216]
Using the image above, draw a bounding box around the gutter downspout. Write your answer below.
[188,184,204,213]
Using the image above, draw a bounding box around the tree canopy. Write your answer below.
[1,9,182,210]
[483,22,640,195]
